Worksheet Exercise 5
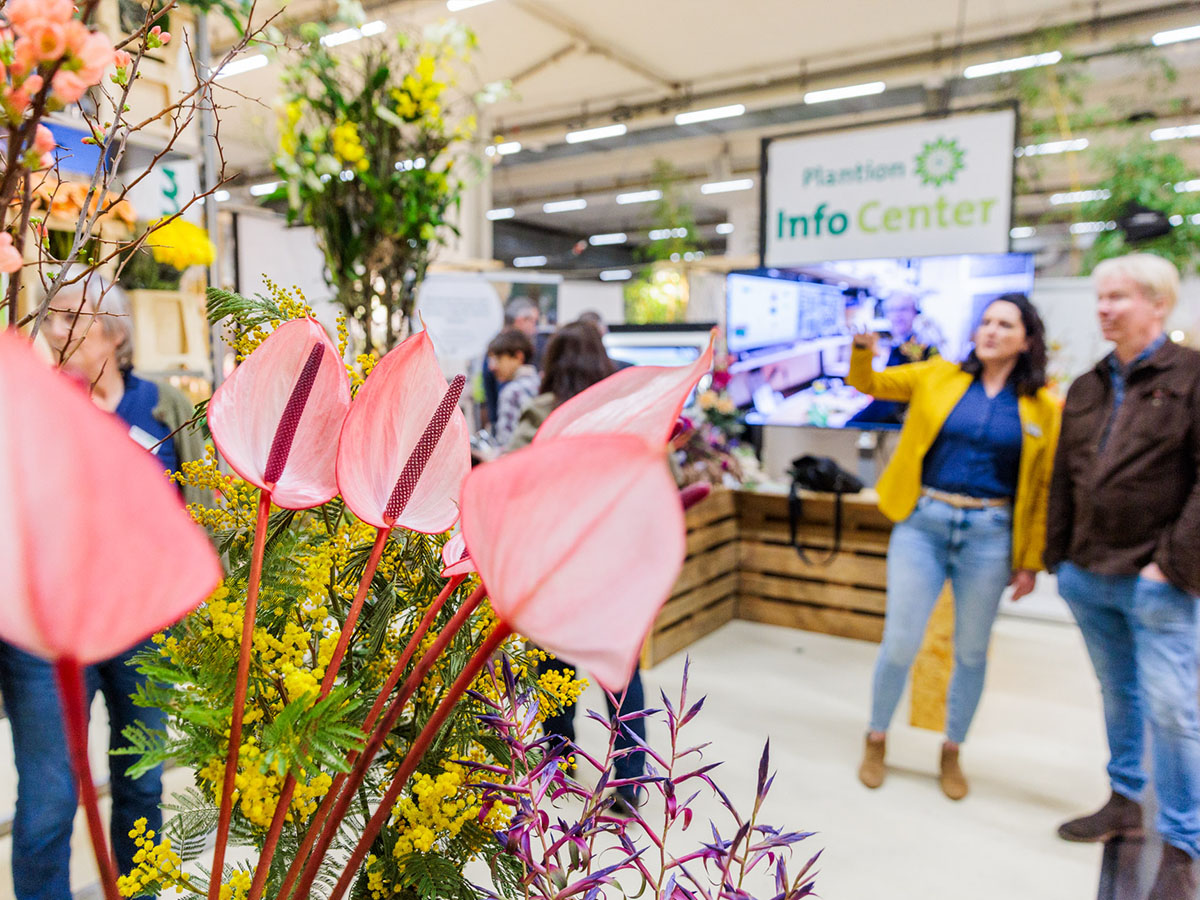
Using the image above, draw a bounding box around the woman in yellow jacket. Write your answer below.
[850,292,1060,800]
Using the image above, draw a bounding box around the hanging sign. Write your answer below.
[761,109,1016,266]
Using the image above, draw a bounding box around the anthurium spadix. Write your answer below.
[0,331,221,900]
[208,318,351,509]
[535,329,715,446]
[337,331,470,532]
[460,433,686,691]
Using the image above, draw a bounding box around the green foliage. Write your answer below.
[625,160,700,324]
[1080,140,1200,274]
[271,17,495,349]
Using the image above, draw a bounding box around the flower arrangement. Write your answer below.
[145,216,216,271]
[271,14,498,349]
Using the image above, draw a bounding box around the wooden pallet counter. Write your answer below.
[736,489,892,643]
[641,489,739,668]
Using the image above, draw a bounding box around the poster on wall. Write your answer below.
[761,108,1016,266]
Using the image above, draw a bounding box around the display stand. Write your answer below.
[650,488,953,730]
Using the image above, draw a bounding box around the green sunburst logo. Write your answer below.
[914,137,966,187]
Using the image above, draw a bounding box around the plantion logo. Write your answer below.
[914,137,966,187]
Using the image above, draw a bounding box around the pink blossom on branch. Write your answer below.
[6,0,74,34]
[51,70,90,103]
[33,123,55,155]
[74,30,115,82]
[25,21,67,62]
[0,234,22,274]
[113,49,131,69]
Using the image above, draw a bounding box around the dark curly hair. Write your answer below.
[960,292,1048,397]
[540,321,616,404]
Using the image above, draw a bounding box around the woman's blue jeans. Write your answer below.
[1056,561,1200,857]
[868,496,1014,744]
[0,640,165,900]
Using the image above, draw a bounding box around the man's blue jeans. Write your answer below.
[0,640,166,900]
[1057,561,1200,857]
[869,496,1014,744]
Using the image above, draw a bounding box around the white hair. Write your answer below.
[1092,253,1180,313]
[54,271,134,369]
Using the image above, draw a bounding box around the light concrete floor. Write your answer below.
[0,615,1110,900]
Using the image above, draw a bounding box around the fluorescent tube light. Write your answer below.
[1176,180,1200,193]
[675,103,745,125]
[1152,124,1200,141]
[715,222,734,235]
[249,181,279,197]
[485,141,522,157]
[543,198,587,213]
[565,123,626,144]
[599,269,633,281]
[588,232,626,246]
[214,54,268,80]
[964,51,1061,79]
[1049,189,1110,205]
[447,0,496,10]
[700,178,754,194]
[513,255,547,268]
[486,208,515,220]
[649,227,688,240]
[616,189,661,205]
[321,20,387,47]
[1009,226,1036,239]
[1069,221,1116,234]
[804,81,885,104]
[1153,24,1200,46]
[1016,138,1088,157]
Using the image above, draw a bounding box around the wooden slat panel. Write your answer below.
[739,571,887,615]
[657,572,739,630]
[644,597,737,667]
[736,489,891,531]
[737,595,884,643]
[685,489,736,530]
[686,518,739,557]
[739,540,888,589]
[739,524,889,555]
[672,542,739,597]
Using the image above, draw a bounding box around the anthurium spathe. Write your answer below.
[535,330,715,447]
[337,330,469,532]
[440,532,474,577]
[0,330,221,664]
[208,317,351,510]
[460,434,686,691]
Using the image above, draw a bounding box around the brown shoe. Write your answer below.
[1057,792,1144,843]
[939,744,968,800]
[1148,845,1197,900]
[858,735,886,789]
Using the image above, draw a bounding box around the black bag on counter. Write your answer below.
[787,455,864,566]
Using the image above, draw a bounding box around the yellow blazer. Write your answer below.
[847,345,1061,572]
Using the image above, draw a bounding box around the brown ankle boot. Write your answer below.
[1148,845,1197,900]
[939,744,968,800]
[858,735,886,789]
[1057,792,1144,843]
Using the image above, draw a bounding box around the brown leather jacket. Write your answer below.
[1045,339,1200,595]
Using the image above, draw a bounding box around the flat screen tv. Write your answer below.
[726,252,1035,429]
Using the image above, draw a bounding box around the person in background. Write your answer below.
[848,291,940,426]
[503,322,645,814]
[482,298,541,428]
[487,327,539,448]
[0,275,206,900]
[1047,254,1200,900]
[849,293,1059,800]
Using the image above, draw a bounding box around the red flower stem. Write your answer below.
[54,658,121,900]
[245,526,393,900]
[288,585,487,900]
[326,623,514,900]
[273,573,466,900]
[208,490,272,900]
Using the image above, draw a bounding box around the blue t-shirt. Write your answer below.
[115,372,179,477]
[922,378,1022,499]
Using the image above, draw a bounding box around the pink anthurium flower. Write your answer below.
[0,331,221,900]
[0,330,221,663]
[208,318,351,510]
[440,532,474,578]
[535,330,715,447]
[337,331,469,533]
[460,433,686,691]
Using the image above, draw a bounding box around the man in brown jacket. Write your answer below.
[1046,253,1200,900]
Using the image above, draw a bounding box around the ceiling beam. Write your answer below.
[507,41,579,87]
[510,0,681,92]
